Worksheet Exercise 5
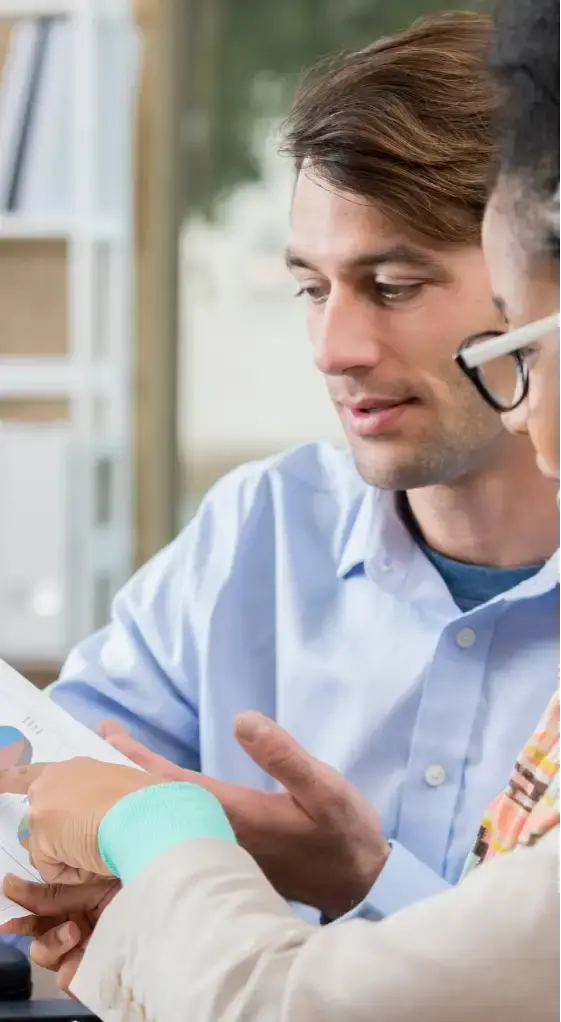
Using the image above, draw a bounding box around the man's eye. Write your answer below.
[295,285,328,304]
[376,282,424,304]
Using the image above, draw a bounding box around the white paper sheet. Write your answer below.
[0,658,136,924]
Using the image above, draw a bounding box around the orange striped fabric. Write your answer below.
[463,690,559,876]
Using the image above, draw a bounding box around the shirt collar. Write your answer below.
[337,487,415,587]
[337,486,559,600]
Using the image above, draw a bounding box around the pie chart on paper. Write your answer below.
[0,726,33,770]
[17,814,31,852]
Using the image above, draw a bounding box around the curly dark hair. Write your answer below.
[490,0,559,259]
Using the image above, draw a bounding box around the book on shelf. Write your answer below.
[0,14,140,221]
[15,18,69,215]
[0,18,43,210]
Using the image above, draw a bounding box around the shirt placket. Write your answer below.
[396,613,496,879]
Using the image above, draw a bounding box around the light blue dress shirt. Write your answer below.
[49,442,559,923]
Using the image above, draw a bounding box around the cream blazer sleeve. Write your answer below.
[71,826,559,1022]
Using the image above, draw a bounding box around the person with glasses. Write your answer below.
[456,312,560,419]
[0,2,559,1019]
[455,0,559,478]
[456,0,560,876]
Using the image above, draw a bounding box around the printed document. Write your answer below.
[0,658,134,924]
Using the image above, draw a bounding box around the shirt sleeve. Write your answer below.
[337,840,451,922]
[48,531,202,768]
[48,460,272,769]
[70,829,560,1022]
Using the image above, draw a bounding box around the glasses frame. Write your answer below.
[454,312,560,412]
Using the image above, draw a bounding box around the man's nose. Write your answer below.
[312,290,385,376]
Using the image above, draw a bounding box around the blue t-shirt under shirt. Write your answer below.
[398,494,543,611]
[419,539,542,612]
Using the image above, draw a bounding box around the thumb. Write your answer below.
[3,876,103,916]
[235,712,335,809]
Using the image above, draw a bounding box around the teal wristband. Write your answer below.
[98,782,236,884]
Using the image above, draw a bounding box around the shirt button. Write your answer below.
[424,764,446,787]
[456,626,476,649]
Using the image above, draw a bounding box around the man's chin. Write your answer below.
[348,438,439,491]
[351,449,421,491]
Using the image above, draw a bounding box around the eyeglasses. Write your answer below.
[454,312,560,412]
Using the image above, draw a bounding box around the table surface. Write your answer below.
[32,966,68,1000]
[0,966,96,1020]
[0,962,95,1022]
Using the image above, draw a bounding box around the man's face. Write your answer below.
[287,168,508,489]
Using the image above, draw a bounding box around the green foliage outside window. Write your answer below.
[180,0,487,216]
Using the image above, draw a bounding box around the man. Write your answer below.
[5,3,555,1015]
[47,12,559,924]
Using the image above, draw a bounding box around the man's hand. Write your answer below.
[100,715,390,919]
[0,875,119,994]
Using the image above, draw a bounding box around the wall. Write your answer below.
[178,138,344,514]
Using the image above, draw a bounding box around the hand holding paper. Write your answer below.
[0,659,137,923]
[0,758,160,885]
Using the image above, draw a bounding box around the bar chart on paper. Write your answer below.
[0,659,138,925]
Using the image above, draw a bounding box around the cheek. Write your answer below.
[482,198,529,321]
[527,361,560,477]
[306,304,324,350]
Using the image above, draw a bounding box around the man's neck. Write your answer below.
[405,444,559,569]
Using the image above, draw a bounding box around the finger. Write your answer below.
[4,875,103,915]
[97,719,130,741]
[0,915,56,939]
[235,712,336,804]
[30,922,82,970]
[104,733,196,781]
[0,762,46,795]
[58,945,86,997]
[99,735,236,813]
[26,831,79,886]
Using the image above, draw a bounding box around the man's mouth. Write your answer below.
[352,400,410,414]
[343,398,419,437]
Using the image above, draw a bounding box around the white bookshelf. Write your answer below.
[0,0,136,665]
[0,212,121,239]
[0,356,112,398]
[0,2,76,15]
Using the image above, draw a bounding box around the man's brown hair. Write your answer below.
[282,11,497,245]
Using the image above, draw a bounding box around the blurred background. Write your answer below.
[0,0,483,685]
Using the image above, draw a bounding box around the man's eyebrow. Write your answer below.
[284,244,440,272]
[285,249,313,270]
